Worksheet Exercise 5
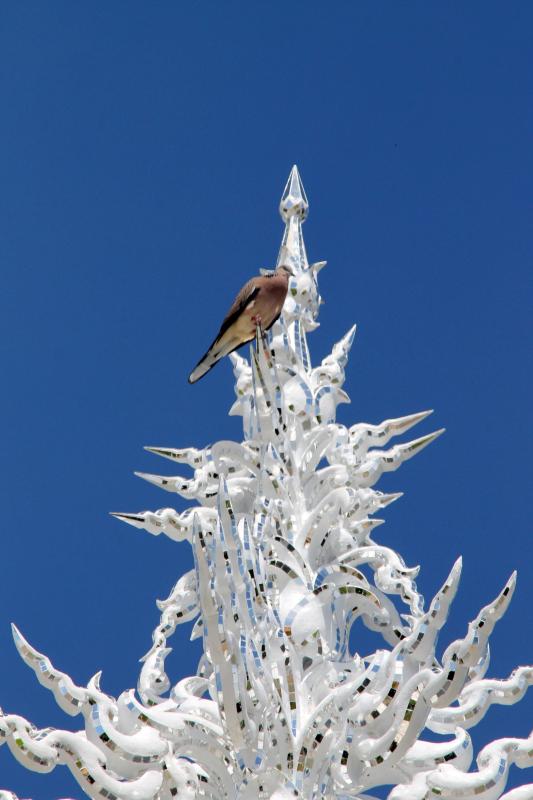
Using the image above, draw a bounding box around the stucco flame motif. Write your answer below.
[2,167,532,800]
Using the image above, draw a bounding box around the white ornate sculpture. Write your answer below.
[1,167,532,800]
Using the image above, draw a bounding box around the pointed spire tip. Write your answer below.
[280,165,308,222]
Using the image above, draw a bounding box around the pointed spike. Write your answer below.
[10,625,47,672]
[478,571,517,625]
[279,165,308,222]
[366,518,386,529]
[88,671,102,692]
[398,429,445,459]
[379,492,404,507]
[144,446,181,460]
[109,511,147,529]
[342,323,357,349]
[504,571,517,596]
[228,399,242,416]
[348,517,386,541]
[190,618,203,641]
[11,622,26,648]
[144,445,203,465]
[310,260,327,273]
[134,471,175,491]
[11,624,45,666]
[442,557,463,597]
[388,409,434,433]
[336,389,351,404]
[323,324,357,372]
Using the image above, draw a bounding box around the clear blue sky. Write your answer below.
[1,3,531,798]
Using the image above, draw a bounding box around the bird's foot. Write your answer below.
[253,317,266,351]
[252,315,265,341]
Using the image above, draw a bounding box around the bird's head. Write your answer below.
[277,264,294,277]
[260,264,294,278]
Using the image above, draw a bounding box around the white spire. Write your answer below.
[2,169,532,800]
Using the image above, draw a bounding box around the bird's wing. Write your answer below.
[188,277,265,384]
[214,278,261,343]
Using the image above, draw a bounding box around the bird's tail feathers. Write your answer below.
[188,337,238,383]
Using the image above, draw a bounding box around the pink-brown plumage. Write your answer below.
[188,266,291,383]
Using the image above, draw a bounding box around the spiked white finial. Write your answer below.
[279,164,308,222]
[3,169,532,800]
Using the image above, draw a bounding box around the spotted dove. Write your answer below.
[188,265,292,383]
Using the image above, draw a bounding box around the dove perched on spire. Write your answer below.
[188,264,293,383]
